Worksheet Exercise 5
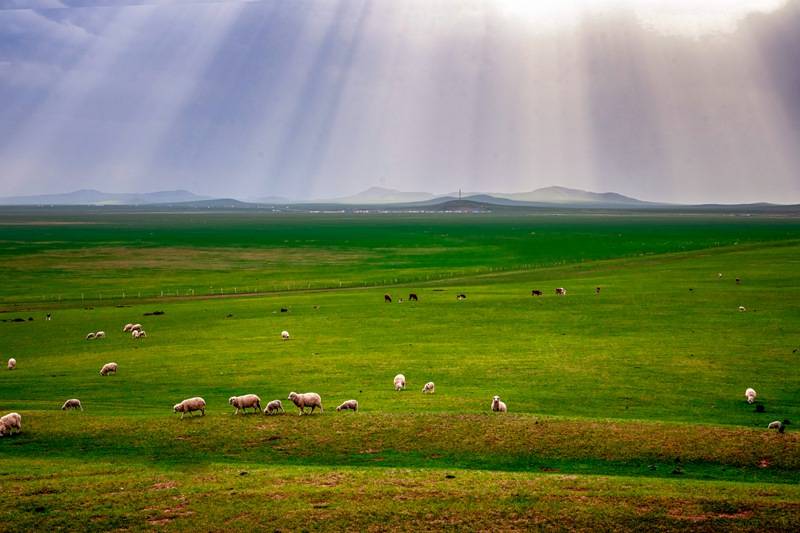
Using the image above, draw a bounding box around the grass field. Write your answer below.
[1,211,799,531]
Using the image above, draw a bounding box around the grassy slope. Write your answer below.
[1,214,800,530]
[1,212,799,304]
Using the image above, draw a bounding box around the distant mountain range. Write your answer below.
[320,186,437,204]
[0,189,209,205]
[0,186,793,211]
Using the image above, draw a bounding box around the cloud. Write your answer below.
[0,0,797,203]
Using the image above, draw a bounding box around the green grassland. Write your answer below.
[1,212,799,531]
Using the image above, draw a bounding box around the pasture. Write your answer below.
[1,211,799,531]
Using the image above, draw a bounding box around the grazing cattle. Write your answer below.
[384,294,392,303]
[409,293,418,301]
[46,314,51,321]
[595,287,601,294]
[531,290,542,296]
[555,288,566,296]
[457,294,467,301]
[280,308,288,313]
[736,278,741,285]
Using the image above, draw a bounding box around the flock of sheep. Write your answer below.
[0,276,787,437]
[1,334,510,435]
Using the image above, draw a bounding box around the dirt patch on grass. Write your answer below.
[151,481,177,490]
[667,508,754,522]
[4,246,371,272]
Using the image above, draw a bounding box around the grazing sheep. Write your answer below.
[718,272,723,278]
[422,382,435,394]
[281,330,290,340]
[384,294,392,303]
[264,400,284,415]
[336,400,358,412]
[745,388,757,404]
[0,412,21,436]
[94,331,106,339]
[736,278,741,285]
[595,286,601,294]
[457,294,467,300]
[394,373,406,391]
[738,306,746,312]
[122,323,134,332]
[229,394,262,415]
[62,399,83,411]
[491,395,508,412]
[555,287,566,296]
[130,323,143,332]
[7,358,15,370]
[132,329,147,339]
[768,420,790,433]
[99,362,118,376]
[86,332,96,340]
[173,397,206,419]
[409,293,419,301]
[287,391,323,415]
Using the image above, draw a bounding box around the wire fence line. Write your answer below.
[2,263,551,306]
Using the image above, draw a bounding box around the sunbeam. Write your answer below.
[0,0,797,203]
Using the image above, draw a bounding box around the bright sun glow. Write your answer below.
[498,0,787,35]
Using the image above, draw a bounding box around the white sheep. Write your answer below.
[62,399,83,411]
[86,332,96,340]
[7,358,15,370]
[287,391,322,415]
[336,400,358,412]
[422,382,435,394]
[95,331,106,338]
[0,412,21,437]
[264,400,284,415]
[130,323,143,332]
[99,362,118,376]
[394,373,406,391]
[132,329,147,339]
[122,323,134,332]
[745,387,757,404]
[768,420,790,433]
[738,306,746,312]
[229,394,262,414]
[491,395,507,412]
[173,397,206,419]
[281,330,290,340]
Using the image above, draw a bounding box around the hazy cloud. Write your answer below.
[0,0,798,203]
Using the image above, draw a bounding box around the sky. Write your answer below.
[0,0,799,203]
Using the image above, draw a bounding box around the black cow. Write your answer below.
[531,290,542,296]
[409,293,419,301]
[384,294,392,303]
